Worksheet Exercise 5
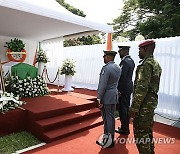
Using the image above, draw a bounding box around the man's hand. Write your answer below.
[98,104,103,109]
[97,99,103,109]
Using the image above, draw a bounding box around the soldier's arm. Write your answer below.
[97,67,110,102]
[130,62,152,113]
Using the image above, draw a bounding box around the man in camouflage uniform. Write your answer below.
[130,40,162,154]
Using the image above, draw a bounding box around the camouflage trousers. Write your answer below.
[133,110,155,154]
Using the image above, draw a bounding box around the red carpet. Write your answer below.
[0,109,27,136]
[24,120,180,154]
[0,84,100,141]
[20,85,102,143]
[1,84,179,153]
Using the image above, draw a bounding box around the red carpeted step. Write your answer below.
[42,116,103,143]
[48,84,97,97]
[26,101,97,121]
[35,108,101,131]
[66,92,96,100]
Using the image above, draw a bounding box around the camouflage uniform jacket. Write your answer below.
[130,55,162,114]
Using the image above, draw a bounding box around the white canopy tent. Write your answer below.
[0,0,112,41]
[0,0,114,97]
[0,0,113,66]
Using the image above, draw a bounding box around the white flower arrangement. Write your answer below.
[60,59,76,76]
[36,49,49,63]
[0,91,26,113]
[5,75,49,98]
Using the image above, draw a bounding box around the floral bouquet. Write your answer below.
[60,59,76,76]
[36,49,49,63]
[0,91,26,113]
[5,75,49,98]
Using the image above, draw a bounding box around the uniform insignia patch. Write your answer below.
[102,70,105,75]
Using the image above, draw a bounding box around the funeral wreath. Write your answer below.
[4,38,25,52]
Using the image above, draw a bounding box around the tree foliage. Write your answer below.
[63,35,102,46]
[56,0,86,17]
[56,0,102,46]
[112,0,180,40]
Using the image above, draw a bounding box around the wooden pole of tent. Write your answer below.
[0,59,6,93]
[106,33,112,51]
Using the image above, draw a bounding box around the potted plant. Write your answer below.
[4,38,26,62]
[60,59,76,91]
[36,49,49,76]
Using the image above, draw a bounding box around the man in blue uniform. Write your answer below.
[115,46,135,135]
[96,50,121,148]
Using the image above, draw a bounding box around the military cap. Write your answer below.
[103,50,117,56]
[118,46,130,51]
[139,40,155,47]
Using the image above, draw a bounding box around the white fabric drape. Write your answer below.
[41,37,64,85]
[43,36,180,118]
[64,44,105,89]
[154,37,180,118]
[63,41,142,90]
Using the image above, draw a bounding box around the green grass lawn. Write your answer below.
[0,131,41,154]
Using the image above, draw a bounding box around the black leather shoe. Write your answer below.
[106,141,115,148]
[96,140,115,148]
[115,128,130,135]
[96,140,103,146]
